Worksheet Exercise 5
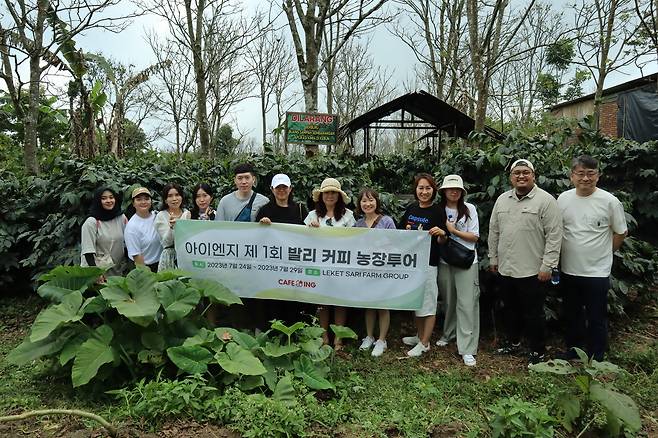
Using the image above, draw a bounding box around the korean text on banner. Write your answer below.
[175,221,430,310]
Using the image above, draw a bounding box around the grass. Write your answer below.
[1,294,657,437]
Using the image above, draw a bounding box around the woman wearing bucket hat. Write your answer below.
[400,173,446,357]
[124,187,163,272]
[305,177,356,349]
[80,186,128,282]
[435,175,480,367]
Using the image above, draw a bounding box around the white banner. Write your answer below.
[175,220,430,310]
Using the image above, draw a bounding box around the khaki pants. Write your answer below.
[438,263,480,355]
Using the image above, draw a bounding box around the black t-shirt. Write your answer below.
[256,201,308,225]
[399,203,443,266]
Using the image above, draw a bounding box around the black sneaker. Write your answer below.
[554,349,578,361]
[495,342,522,355]
[528,351,546,365]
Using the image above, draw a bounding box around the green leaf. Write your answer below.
[590,382,641,432]
[37,266,105,302]
[71,337,115,387]
[190,278,242,306]
[81,296,107,314]
[59,334,88,366]
[216,343,267,376]
[308,345,333,362]
[30,291,84,342]
[141,331,165,351]
[590,360,621,375]
[156,280,200,322]
[166,345,213,374]
[156,269,189,281]
[137,349,165,366]
[7,329,77,365]
[100,269,160,327]
[574,347,590,364]
[293,355,334,390]
[528,359,577,375]
[271,320,306,337]
[329,324,357,341]
[262,342,300,358]
[300,326,325,340]
[556,394,580,433]
[182,328,217,347]
[300,338,323,353]
[215,328,258,350]
[273,375,296,406]
[239,375,264,391]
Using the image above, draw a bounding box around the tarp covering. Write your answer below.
[617,84,658,143]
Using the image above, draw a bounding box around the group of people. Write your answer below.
[80,156,627,367]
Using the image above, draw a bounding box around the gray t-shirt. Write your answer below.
[214,190,269,222]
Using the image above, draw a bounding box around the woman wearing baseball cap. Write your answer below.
[124,187,163,272]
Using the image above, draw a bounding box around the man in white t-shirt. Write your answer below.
[557,155,627,361]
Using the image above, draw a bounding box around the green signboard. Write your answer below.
[285,112,339,144]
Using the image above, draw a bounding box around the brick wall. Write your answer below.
[599,101,618,137]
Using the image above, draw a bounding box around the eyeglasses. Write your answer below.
[511,170,533,177]
[572,171,599,178]
[326,218,333,227]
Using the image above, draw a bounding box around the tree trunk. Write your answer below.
[25,53,41,175]
[185,0,211,157]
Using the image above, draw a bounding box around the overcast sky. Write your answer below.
[71,1,656,149]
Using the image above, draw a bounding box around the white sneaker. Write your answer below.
[402,335,420,346]
[463,354,476,367]
[435,338,449,347]
[359,336,375,350]
[371,340,387,357]
[407,342,430,357]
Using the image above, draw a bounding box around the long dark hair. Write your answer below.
[89,186,123,221]
[315,192,346,221]
[354,188,383,217]
[160,183,185,211]
[438,188,470,222]
[190,183,215,219]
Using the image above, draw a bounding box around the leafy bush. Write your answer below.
[488,396,557,438]
[2,128,657,319]
[529,348,642,436]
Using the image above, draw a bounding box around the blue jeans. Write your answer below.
[561,273,610,361]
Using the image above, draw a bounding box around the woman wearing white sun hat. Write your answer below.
[435,174,480,367]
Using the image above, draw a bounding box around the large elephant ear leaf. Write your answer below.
[189,278,242,306]
[293,355,334,390]
[166,345,213,374]
[8,329,77,365]
[71,326,116,387]
[100,268,160,327]
[156,280,201,322]
[216,343,267,376]
[37,266,105,303]
[29,291,84,342]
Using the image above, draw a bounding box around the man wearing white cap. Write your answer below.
[256,173,308,225]
[488,159,563,364]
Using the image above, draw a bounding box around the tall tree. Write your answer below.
[392,0,466,104]
[0,0,136,174]
[634,0,658,91]
[145,0,261,157]
[281,0,389,156]
[573,0,645,128]
[465,0,536,131]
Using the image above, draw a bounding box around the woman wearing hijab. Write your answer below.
[80,186,127,281]
[305,177,356,349]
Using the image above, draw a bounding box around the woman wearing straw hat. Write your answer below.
[435,174,480,367]
[305,177,356,349]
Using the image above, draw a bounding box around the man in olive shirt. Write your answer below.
[488,159,563,364]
